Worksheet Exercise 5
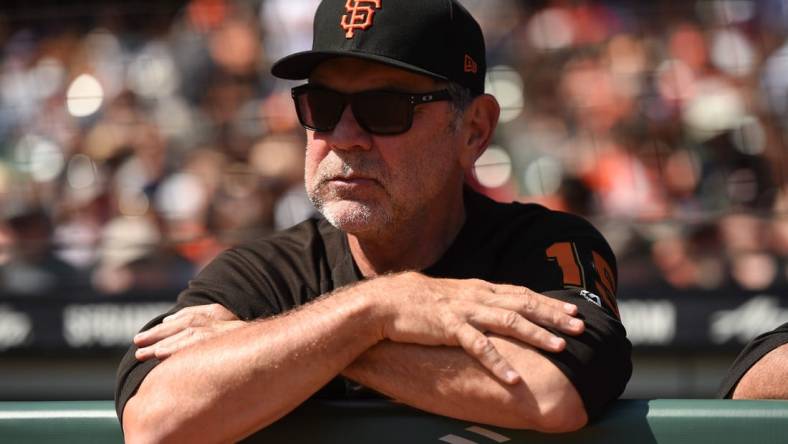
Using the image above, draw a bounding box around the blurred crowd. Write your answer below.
[1,0,787,298]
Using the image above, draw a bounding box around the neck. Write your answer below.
[347,187,467,277]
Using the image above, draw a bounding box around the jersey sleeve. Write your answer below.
[537,288,631,418]
[114,247,282,422]
[498,212,632,419]
[717,322,788,398]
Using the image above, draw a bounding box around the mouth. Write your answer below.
[320,175,384,196]
[329,176,378,185]
[325,173,382,186]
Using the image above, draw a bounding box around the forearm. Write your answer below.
[732,344,788,399]
[123,286,381,444]
[123,271,590,440]
[342,336,587,432]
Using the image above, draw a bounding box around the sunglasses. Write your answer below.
[291,84,451,135]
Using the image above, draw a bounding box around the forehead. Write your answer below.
[309,57,441,92]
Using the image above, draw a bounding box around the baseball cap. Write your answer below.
[271,0,487,95]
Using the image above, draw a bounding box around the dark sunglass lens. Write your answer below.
[354,91,412,135]
[297,88,345,131]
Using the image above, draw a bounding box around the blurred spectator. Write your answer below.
[1,208,87,295]
[0,0,787,298]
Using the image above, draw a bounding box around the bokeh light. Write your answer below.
[474,146,512,189]
[527,7,573,51]
[31,57,66,100]
[14,134,64,182]
[66,154,99,190]
[127,43,179,99]
[66,74,104,117]
[154,173,207,221]
[485,66,524,124]
[710,29,755,77]
[524,156,564,197]
[683,79,746,140]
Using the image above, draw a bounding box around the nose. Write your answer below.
[323,103,373,152]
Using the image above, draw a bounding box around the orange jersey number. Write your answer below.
[547,242,620,318]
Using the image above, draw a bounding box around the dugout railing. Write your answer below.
[1,399,788,443]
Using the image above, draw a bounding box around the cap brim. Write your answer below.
[271,50,449,82]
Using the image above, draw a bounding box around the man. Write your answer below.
[718,322,788,399]
[117,1,631,442]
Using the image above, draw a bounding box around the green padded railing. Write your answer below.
[0,401,121,443]
[1,399,788,443]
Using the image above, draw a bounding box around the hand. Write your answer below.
[134,304,245,361]
[371,272,584,385]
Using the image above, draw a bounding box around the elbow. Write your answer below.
[123,412,187,444]
[122,406,159,444]
[531,400,588,433]
[514,388,588,433]
[122,393,185,444]
[123,423,159,444]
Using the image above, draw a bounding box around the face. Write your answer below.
[303,58,465,236]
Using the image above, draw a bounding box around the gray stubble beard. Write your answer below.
[307,165,391,232]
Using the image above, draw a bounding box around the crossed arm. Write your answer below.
[122,272,588,443]
[731,344,788,399]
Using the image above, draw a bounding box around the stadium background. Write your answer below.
[0,0,787,402]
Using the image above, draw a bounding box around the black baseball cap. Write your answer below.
[271,0,486,95]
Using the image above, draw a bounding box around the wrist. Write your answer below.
[351,272,408,342]
[338,277,392,345]
[360,271,423,342]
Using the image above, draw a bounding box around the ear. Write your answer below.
[457,94,500,170]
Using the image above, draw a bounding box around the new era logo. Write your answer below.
[464,54,478,74]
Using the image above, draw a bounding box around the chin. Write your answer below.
[319,200,390,234]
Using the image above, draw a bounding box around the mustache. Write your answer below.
[314,156,386,185]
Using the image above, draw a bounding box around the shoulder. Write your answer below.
[200,218,329,276]
[742,322,788,352]
[771,322,788,336]
[463,189,620,313]
[184,217,345,316]
[232,217,339,262]
[466,188,609,248]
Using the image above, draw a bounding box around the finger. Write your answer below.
[134,322,245,361]
[480,296,583,336]
[471,308,567,353]
[135,330,188,361]
[135,345,156,361]
[162,306,195,323]
[150,328,201,360]
[491,285,578,315]
[519,289,583,334]
[489,290,584,335]
[455,323,521,385]
[134,315,199,347]
[144,305,240,346]
[150,322,245,359]
[163,305,208,323]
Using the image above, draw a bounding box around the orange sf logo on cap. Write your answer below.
[341,0,382,39]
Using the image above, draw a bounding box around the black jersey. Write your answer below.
[718,322,788,398]
[116,188,631,422]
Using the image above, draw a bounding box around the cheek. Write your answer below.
[382,131,459,191]
[304,138,328,184]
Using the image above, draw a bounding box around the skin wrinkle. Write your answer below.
[307,149,394,229]
[306,118,456,236]
[305,67,470,235]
